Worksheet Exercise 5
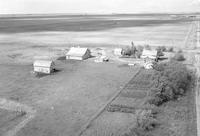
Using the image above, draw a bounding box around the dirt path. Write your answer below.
[194,20,200,136]
[0,98,36,136]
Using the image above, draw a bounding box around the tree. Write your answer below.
[122,46,132,56]
[172,53,185,61]
[135,45,144,58]
[131,42,137,56]
[144,44,151,50]
[167,47,174,52]
[148,61,192,106]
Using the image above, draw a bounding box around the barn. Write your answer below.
[66,47,91,60]
[141,49,158,61]
[141,49,158,69]
[33,60,55,74]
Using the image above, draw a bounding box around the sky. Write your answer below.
[0,0,200,14]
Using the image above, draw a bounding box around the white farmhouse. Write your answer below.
[33,60,55,74]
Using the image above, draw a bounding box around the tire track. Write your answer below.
[0,98,36,136]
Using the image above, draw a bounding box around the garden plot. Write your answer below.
[107,97,145,114]
[106,69,154,114]
[120,90,148,99]
[125,82,151,90]
[82,69,156,136]
[82,111,136,136]
[132,69,154,80]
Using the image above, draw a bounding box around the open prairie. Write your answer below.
[0,14,194,64]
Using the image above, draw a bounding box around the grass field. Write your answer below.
[0,60,139,136]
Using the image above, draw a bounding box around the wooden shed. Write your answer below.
[33,60,55,74]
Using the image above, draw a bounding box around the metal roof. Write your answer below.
[141,49,158,59]
[66,47,89,57]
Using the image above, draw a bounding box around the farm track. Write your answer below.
[0,98,36,136]
[185,19,200,136]
[195,20,200,136]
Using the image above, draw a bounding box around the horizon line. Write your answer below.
[0,12,200,15]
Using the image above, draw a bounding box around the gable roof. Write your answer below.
[66,47,89,57]
[34,60,54,67]
[141,49,158,59]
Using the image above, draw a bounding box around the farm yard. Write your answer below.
[0,14,198,136]
[0,60,140,136]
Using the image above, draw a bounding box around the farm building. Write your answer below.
[66,47,91,60]
[141,49,158,61]
[94,55,109,63]
[141,49,158,69]
[33,60,55,74]
[114,48,122,56]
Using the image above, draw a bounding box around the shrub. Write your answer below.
[136,110,158,131]
[135,45,144,58]
[147,96,163,106]
[136,45,144,52]
[131,44,137,56]
[177,49,183,53]
[156,48,164,57]
[122,46,136,56]
[135,51,142,58]
[144,45,151,50]
[156,46,166,52]
[172,53,185,61]
[167,47,174,52]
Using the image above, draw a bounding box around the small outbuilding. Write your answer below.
[94,55,109,63]
[66,47,91,60]
[33,60,55,74]
[141,49,158,61]
[114,48,122,56]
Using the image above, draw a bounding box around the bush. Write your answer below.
[135,45,144,58]
[156,46,167,57]
[122,46,132,56]
[131,44,137,55]
[172,53,185,61]
[156,46,166,52]
[156,48,164,57]
[122,46,136,56]
[167,47,174,52]
[144,45,151,50]
[136,110,158,131]
[177,49,183,53]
